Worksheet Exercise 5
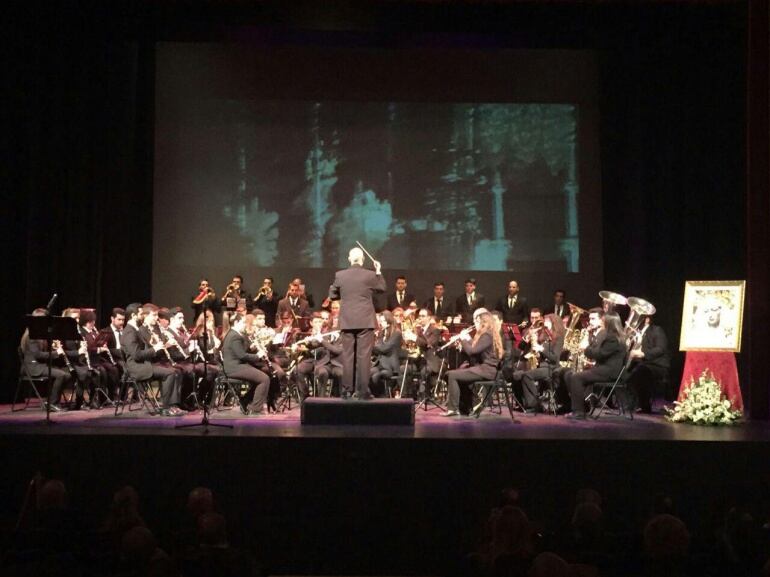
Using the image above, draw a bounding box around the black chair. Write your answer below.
[114,373,159,416]
[13,348,50,412]
[589,360,633,420]
[470,361,521,422]
[212,361,249,415]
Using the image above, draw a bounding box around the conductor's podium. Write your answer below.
[301,397,414,426]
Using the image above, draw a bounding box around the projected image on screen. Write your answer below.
[212,100,578,272]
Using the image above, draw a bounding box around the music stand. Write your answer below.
[26,315,79,424]
[176,302,233,433]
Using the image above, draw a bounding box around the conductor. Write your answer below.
[328,247,386,399]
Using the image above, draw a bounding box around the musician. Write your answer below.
[442,308,502,417]
[455,278,486,324]
[414,309,444,399]
[496,280,530,326]
[386,276,416,311]
[565,309,627,420]
[370,311,403,397]
[99,307,126,365]
[246,310,285,410]
[518,313,566,413]
[424,282,451,321]
[328,246,386,400]
[20,308,74,411]
[329,300,341,330]
[626,315,670,413]
[276,282,310,328]
[192,309,221,364]
[221,313,271,415]
[80,309,120,406]
[221,275,252,312]
[291,277,315,309]
[295,312,343,398]
[121,303,185,416]
[62,308,98,409]
[167,308,219,407]
[547,289,569,320]
[254,276,278,328]
[191,278,217,321]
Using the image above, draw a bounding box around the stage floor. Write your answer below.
[1,400,767,442]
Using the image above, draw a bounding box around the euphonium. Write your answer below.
[523,321,543,370]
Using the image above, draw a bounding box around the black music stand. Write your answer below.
[26,315,79,424]
[176,304,232,433]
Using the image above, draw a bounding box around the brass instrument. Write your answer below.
[193,287,213,305]
[523,321,544,370]
[400,310,421,358]
[257,283,272,297]
[599,290,627,313]
[625,296,656,344]
[561,303,587,368]
[52,340,76,374]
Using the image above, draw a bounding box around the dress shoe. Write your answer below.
[340,392,352,400]
[440,410,460,417]
[168,407,186,416]
[352,392,373,401]
[44,403,62,412]
[566,412,587,421]
[248,409,266,416]
[159,408,172,417]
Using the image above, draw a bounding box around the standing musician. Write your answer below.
[565,308,627,420]
[496,280,530,327]
[386,276,416,311]
[547,289,569,321]
[292,277,315,309]
[276,282,310,328]
[221,313,271,415]
[455,278,486,324]
[442,308,503,417]
[414,309,444,399]
[295,312,343,398]
[191,278,217,321]
[424,281,452,322]
[221,275,252,313]
[370,311,403,397]
[625,314,670,413]
[254,276,278,328]
[328,246,386,400]
[518,313,566,413]
[80,309,120,406]
[20,308,74,411]
[121,303,185,416]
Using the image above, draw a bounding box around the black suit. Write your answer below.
[445,332,499,413]
[424,297,452,321]
[387,291,416,311]
[297,335,344,398]
[221,329,269,412]
[276,297,310,326]
[519,335,564,410]
[254,293,279,328]
[627,324,670,412]
[370,329,403,396]
[496,295,530,325]
[329,264,386,396]
[546,303,569,319]
[21,339,72,404]
[120,323,181,409]
[566,331,627,414]
[455,292,486,324]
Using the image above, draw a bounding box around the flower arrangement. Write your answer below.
[666,370,742,425]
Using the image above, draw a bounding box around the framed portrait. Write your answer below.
[679,280,746,352]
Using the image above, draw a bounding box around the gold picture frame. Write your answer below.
[679,280,746,352]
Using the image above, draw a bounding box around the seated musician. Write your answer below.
[98,307,126,371]
[80,309,120,407]
[62,307,99,410]
[220,313,271,415]
[625,314,670,413]
[565,309,627,420]
[245,311,285,412]
[167,307,219,408]
[295,312,343,398]
[192,309,221,363]
[370,311,403,397]
[121,303,185,417]
[517,313,566,413]
[20,308,74,411]
[413,309,444,399]
[442,308,502,417]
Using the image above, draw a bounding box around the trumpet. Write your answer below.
[438,326,475,351]
[193,287,213,305]
[257,284,272,297]
[224,283,236,295]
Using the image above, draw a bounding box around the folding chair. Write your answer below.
[114,373,160,416]
[589,358,633,420]
[212,361,249,415]
[13,349,50,412]
[471,361,522,422]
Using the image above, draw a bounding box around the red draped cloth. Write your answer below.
[678,351,743,411]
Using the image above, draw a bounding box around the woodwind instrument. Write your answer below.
[53,339,76,374]
[150,328,177,366]
[438,326,475,351]
[161,326,189,360]
[77,327,94,372]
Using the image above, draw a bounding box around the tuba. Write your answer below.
[561,303,587,368]
[599,290,627,313]
[624,297,656,345]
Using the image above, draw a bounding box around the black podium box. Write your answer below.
[301,398,414,426]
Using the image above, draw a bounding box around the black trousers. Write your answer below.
[150,364,182,408]
[626,363,668,412]
[446,365,496,413]
[227,365,270,412]
[565,368,615,414]
[520,366,557,409]
[339,329,374,396]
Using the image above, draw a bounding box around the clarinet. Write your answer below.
[77,327,94,372]
[53,340,76,375]
[162,326,189,360]
[151,328,177,367]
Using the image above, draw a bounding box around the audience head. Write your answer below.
[527,552,571,577]
[644,514,690,563]
[38,479,68,512]
[197,512,228,547]
[187,486,215,519]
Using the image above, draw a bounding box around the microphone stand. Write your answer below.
[177,300,232,433]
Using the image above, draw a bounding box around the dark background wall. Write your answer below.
[5,1,767,416]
